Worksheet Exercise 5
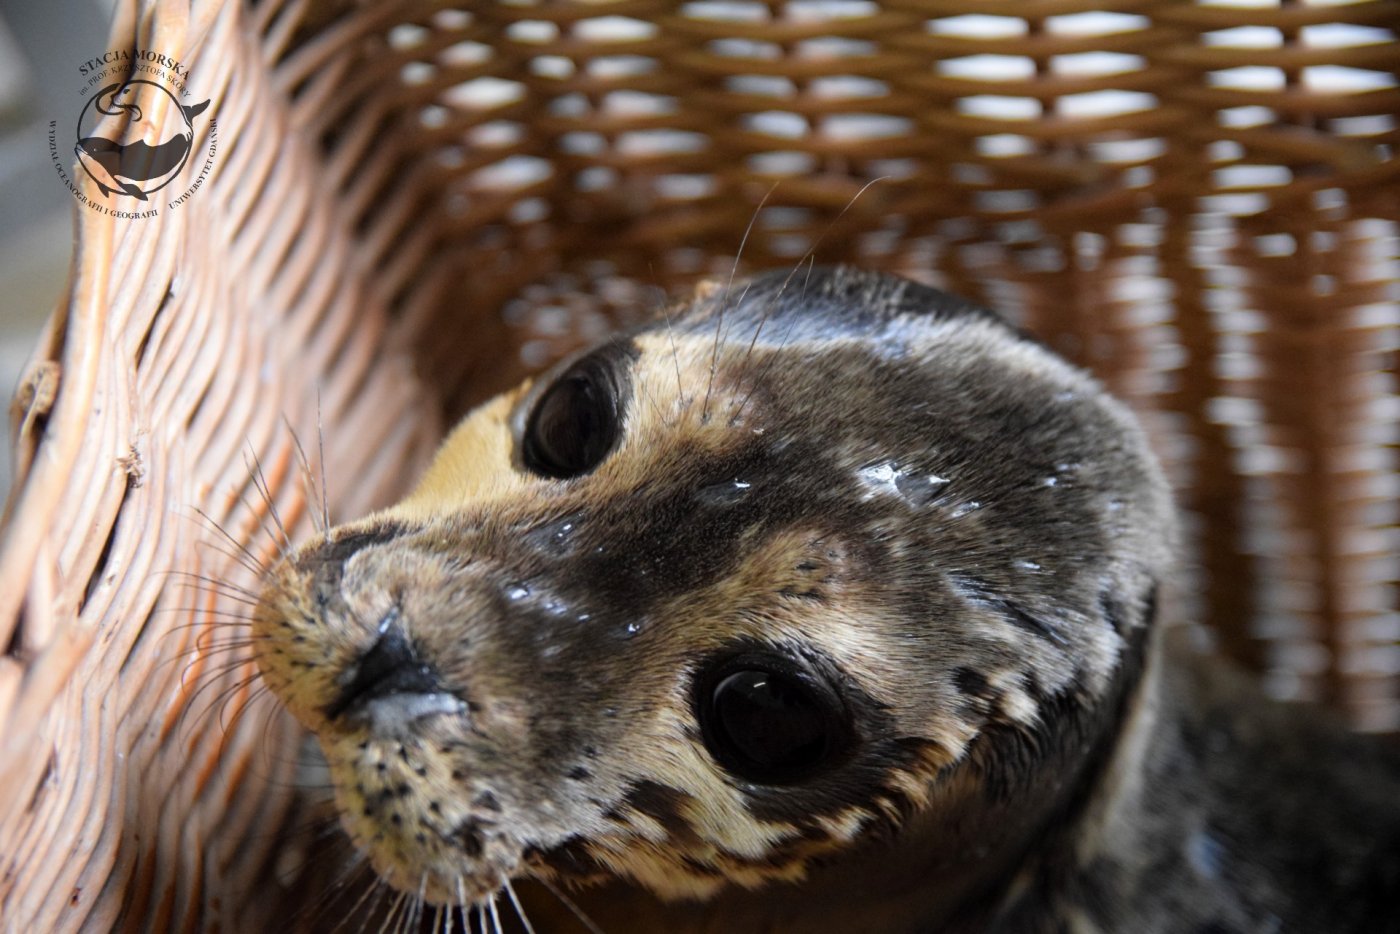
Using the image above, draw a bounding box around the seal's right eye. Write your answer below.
[522,355,623,479]
[695,652,853,785]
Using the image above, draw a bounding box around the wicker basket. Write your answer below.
[2,0,1396,930]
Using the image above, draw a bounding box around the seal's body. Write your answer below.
[254,267,1400,931]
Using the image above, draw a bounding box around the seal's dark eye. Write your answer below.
[697,655,850,784]
[522,358,622,479]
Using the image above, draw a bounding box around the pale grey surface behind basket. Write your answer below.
[0,0,109,499]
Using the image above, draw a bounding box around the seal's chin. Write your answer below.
[321,727,527,907]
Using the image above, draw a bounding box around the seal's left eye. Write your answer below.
[522,357,623,479]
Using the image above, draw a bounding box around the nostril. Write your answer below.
[325,611,443,722]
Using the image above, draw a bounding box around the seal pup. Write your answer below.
[253,266,1400,932]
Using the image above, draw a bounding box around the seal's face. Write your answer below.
[254,267,1173,911]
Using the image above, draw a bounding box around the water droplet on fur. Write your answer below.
[1044,462,1080,488]
[696,479,752,506]
[858,462,899,493]
[858,461,948,507]
[895,471,950,507]
[950,500,982,518]
[527,513,583,555]
[623,620,643,637]
[1016,560,1043,572]
[505,583,531,601]
[1186,830,1225,881]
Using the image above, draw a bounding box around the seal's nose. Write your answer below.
[325,613,444,723]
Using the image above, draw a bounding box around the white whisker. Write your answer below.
[537,875,606,934]
[504,878,537,934]
[705,182,777,420]
[409,873,429,933]
[488,893,504,934]
[381,887,408,934]
[658,301,686,409]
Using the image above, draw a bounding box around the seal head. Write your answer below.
[254,267,1173,918]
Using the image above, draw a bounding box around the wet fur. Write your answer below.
[253,267,1400,932]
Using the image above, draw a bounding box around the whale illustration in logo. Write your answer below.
[75,80,210,200]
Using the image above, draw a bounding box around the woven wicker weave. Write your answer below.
[1,0,1396,930]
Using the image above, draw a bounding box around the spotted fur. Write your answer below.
[255,267,1400,931]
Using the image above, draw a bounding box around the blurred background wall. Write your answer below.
[0,0,108,496]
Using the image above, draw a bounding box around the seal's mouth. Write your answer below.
[347,691,465,736]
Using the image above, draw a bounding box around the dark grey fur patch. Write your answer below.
[1002,603,1069,647]
[621,780,698,842]
[949,575,1068,647]
[680,265,1008,348]
[315,522,410,566]
[1098,588,1127,635]
[953,667,993,700]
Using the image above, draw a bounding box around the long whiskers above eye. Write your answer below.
[729,176,891,421]
[723,256,815,425]
[631,356,668,426]
[704,182,778,422]
[658,300,686,409]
